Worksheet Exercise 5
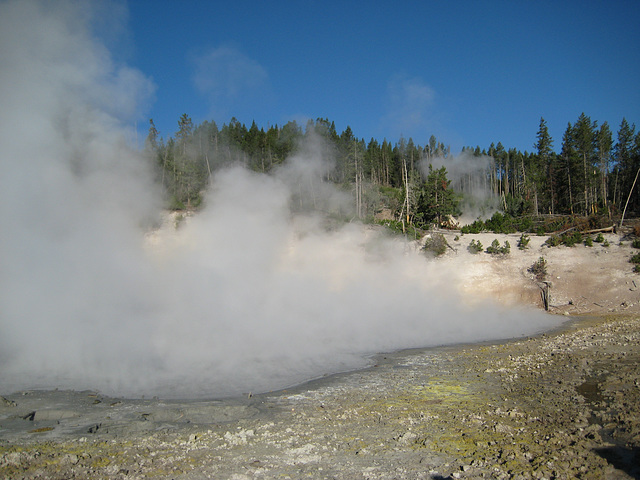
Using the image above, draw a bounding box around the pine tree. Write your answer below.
[146,118,159,151]
[596,122,613,216]
[176,113,193,155]
[613,118,636,210]
[535,117,555,214]
[572,113,598,215]
[416,165,459,227]
[559,123,578,214]
[364,138,381,183]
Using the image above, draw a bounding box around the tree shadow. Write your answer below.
[595,446,640,479]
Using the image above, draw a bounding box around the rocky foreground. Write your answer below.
[1,313,639,479]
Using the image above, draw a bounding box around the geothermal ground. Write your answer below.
[2,227,640,479]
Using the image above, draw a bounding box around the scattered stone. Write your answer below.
[0,396,17,407]
[21,411,35,421]
[87,423,101,433]
[28,426,54,433]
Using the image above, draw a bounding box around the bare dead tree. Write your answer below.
[620,166,640,229]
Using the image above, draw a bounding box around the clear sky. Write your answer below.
[121,1,639,154]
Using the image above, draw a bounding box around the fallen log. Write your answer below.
[551,225,614,236]
[582,226,615,234]
[550,226,576,236]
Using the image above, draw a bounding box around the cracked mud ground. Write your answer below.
[2,314,639,479]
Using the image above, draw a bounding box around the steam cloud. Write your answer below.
[0,1,558,399]
[427,151,501,221]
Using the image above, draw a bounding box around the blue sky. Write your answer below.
[122,1,639,154]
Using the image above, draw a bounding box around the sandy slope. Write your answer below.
[432,230,640,315]
[147,211,640,316]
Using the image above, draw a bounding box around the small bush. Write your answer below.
[528,257,548,281]
[584,237,593,247]
[630,253,640,264]
[454,235,460,241]
[603,239,610,247]
[544,235,561,247]
[376,220,421,239]
[468,239,483,254]
[168,195,186,211]
[632,239,640,249]
[461,220,485,235]
[517,234,530,250]
[485,212,510,233]
[595,233,605,243]
[486,239,500,254]
[174,213,185,229]
[423,233,448,256]
[563,231,582,247]
[486,239,510,255]
[544,231,583,248]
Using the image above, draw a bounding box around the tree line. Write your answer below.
[145,113,640,229]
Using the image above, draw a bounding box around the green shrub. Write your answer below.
[461,220,485,234]
[484,212,518,234]
[468,239,483,254]
[376,219,421,239]
[528,257,548,281]
[632,239,640,249]
[168,195,186,211]
[486,239,510,255]
[603,239,610,247]
[584,236,593,247]
[486,239,500,254]
[595,233,605,243]
[544,231,583,247]
[174,213,186,229]
[544,235,561,247]
[630,253,640,264]
[518,216,534,233]
[563,231,582,247]
[517,234,530,250]
[423,233,448,256]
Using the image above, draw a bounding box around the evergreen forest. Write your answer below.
[145,113,640,233]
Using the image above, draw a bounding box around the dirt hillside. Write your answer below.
[431,230,640,316]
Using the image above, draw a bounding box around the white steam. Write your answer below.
[0,1,557,399]
[426,151,500,221]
